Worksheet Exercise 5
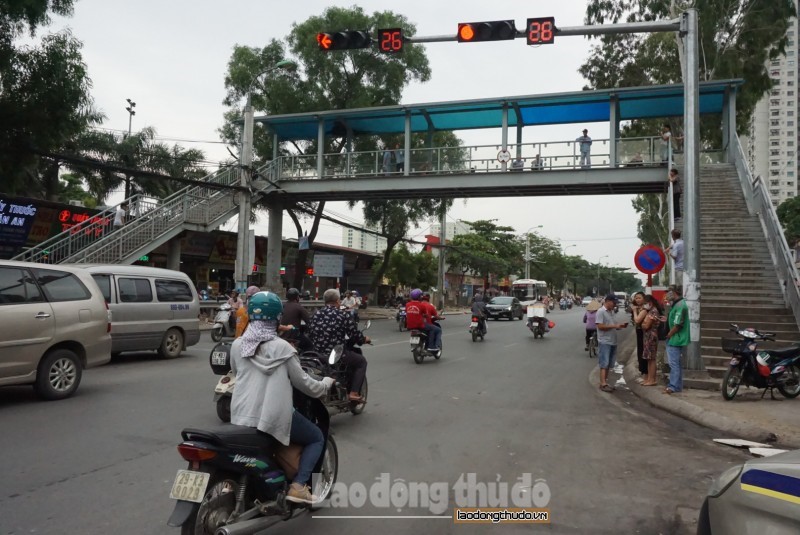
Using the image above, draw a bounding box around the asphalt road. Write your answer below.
[0,307,751,535]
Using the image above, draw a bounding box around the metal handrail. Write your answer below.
[732,134,800,327]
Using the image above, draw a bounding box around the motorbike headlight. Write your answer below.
[707,465,742,498]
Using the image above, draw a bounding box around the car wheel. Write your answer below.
[35,349,82,400]
[158,328,184,359]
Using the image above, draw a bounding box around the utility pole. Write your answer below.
[235,95,254,293]
[124,98,136,199]
[437,204,447,310]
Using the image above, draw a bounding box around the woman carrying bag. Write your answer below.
[640,295,666,386]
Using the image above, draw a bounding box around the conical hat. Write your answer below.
[585,301,601,312]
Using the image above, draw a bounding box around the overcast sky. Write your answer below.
[46,0,647,280]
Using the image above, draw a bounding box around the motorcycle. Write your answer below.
[210,323,372,421]
[526,303,550,339]
[410,318,444,364]
[720,324,800,401]
[167,353,339,535]
[339,304,359,324]
[396,307,407,332]
[469,315,486,342]
[299,321,371,416]
[211,303,235,342]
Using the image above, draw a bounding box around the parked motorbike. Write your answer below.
[210,323,372,422]
[167,355,338,535]
[720,324,800,401]
[410,319,444,364]
[211,303,235,342]
[396,307,407,332]
[469,315,486,342]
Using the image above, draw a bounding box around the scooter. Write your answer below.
[396,307,407,332]
[526,303,551,339]
[469,315,486,342]
[211,303,235,342]
[167,355,338,535]
[410,318,444,364]
[720,323,800,401]
[300,322,371,416]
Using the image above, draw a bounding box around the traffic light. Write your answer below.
[317,30,372,51]
[457,20,516,43]
[306,267,314,276]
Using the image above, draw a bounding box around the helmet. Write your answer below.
[286,288,300,300]
[422,292,430,301]
[248,291,283,321]
[351,290,359,297]
[409,288,423,301]
[245,285,260,299]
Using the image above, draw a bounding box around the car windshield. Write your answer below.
[489,297,513,305]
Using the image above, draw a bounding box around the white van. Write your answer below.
[75,265,201,359]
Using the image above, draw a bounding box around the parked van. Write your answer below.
[0,260,111,400]
[75,265,201,359]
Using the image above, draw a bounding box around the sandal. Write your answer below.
[600,384,614,393]
[348,395,366,403]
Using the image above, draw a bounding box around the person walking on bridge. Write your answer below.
[394,143,405,173]
[576,129,592,169]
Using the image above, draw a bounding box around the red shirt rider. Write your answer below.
[420,298,439,325]
[405,299,426,330]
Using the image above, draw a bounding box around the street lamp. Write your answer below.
[124,98,136,198]
[235,59,297,293]
[524,225,544,280]
[597,254,608,296]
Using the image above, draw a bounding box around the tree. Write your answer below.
[375,243,437,289]
[220,6,435,289]
[777,196,800,246]
[581,0,796,133]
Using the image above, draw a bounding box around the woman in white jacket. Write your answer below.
[229,291,334,505]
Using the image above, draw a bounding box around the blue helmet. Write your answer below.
[248,291,283,321]
[409,288,423,301]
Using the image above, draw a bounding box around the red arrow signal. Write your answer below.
[316,33,333,50]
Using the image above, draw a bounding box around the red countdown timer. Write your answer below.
[378,28,403,53]
[527,17,556,45]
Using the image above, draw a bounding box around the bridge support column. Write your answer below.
[404,111,411,177]
[317,118,325,179]
[609,96,619,167]
[266,201,283,294]
[722,88,736,163]
[501,103,508,172]
[167,237,181,271]
[683,9,703,370]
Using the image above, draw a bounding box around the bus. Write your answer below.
[511,279,548,302]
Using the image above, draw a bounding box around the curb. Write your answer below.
[620,347,783,446]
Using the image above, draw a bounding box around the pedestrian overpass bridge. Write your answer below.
[16,80,739,266]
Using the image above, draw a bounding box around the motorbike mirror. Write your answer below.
[329,345,344,365]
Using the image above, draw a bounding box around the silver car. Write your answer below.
[75,265,200,359]
[698,449,800,534]
[0,260,111,400]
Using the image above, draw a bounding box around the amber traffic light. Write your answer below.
[457,20,516,42]
[316,30,372,51]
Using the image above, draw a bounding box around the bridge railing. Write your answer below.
[732,134,800,328]
[271,136,721,180]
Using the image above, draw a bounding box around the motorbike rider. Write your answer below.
[281,288,313,352]
[470,293,488,336]
[235,285,262,338]
[308,289,370,403]
[341,290,359,323]
[527,296,550,332]
[420,292,443,354]
[229,291,335,505]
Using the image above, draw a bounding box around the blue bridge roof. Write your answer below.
[255,80,741,141]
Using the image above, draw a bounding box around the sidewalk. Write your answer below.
[618,343,800,449]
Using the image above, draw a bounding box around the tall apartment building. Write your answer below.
[746,14,799,207]
[429,221,473,239]
[342,225,388,254]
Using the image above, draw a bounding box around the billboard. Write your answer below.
[313,254,344,278]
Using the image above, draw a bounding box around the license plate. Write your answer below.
[730,358,739,366]
[410,337,420,345]
[211,351,227,366]
[469,322,478,328]
[169,469,211,503]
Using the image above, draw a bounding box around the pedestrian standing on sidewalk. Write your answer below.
[640,295,664,386]
[664,285,689,394]
[630,292,647,379]
[595,294,629,393]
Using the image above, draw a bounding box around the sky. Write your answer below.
[44,0,646,279]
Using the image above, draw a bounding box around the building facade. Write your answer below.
[746,13,799,206]
[342,225,388,254]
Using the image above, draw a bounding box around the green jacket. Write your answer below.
[667,298,690,347]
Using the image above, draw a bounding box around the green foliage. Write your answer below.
[376,243,437,289]
[776,196,800,246]
[581,0,796,134]
[447,220,525,281]
[632,193,669,250]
